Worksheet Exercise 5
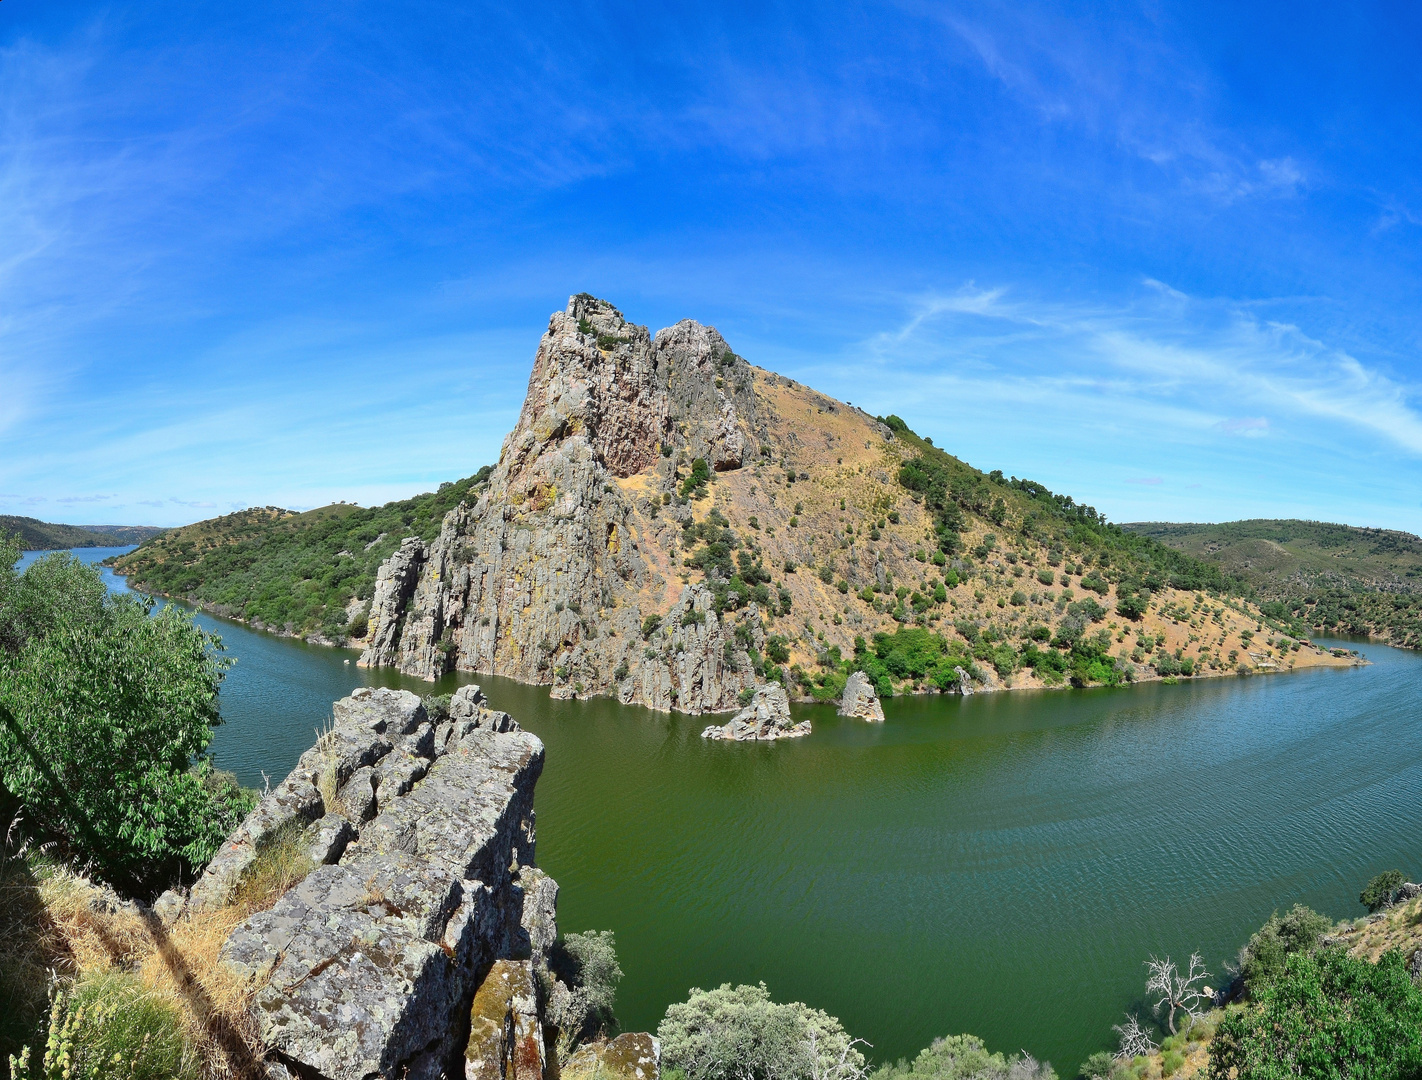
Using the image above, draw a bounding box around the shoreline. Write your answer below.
[118,570,1371,715]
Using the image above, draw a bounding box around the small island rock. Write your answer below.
[837,671,885,722]
[701,684,810,742]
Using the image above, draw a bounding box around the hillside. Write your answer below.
[0,516,162,550]
[115,296,1359,708]
[1125,520,1422,650]
[113,479,491,641]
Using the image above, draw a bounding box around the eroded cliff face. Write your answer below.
[359,295,765,712]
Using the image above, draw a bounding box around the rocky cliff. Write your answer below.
[359,295,770,712]
[357,294,1362,709]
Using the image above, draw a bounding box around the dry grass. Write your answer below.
[1338,894,1422,963]
[231,821,315,915]
[1,828,319,1080]
[312,715,341,811]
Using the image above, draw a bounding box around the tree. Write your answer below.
[1208,947,1422,1080]
[659,983,867,1080]
[871,1034,1055,1080]
[547,930,624,1053]
[1145,953,1210,1035]
[1112,1013,1157,1059]
[1360,870,1405,912]
[0,543,251,892]
[1236,904,1332,994]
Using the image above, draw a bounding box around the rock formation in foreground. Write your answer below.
[700,683,809,741]
[184,686,655,1080]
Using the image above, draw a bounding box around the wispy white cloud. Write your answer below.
[1215,417,1269,437]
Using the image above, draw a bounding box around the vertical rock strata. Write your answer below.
[215,687,561,1080]
[360,295,765,712]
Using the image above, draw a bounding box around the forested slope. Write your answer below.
[1125,519,1422,649]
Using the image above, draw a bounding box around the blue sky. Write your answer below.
[2,2,1421,530]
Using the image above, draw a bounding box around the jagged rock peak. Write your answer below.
[501,294,757,482]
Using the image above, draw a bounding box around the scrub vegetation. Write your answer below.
[1126,519,1422,650]
[112,468,493,642]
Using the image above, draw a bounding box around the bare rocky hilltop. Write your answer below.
[356,294,1360,709]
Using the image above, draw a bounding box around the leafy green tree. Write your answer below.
[872,1033,1056,1080]
[659,983,868,1080]
[1237,904,1333,995]
[0,542,251,892]
[1208,947,1422,1080]
[549,929,623,1047]
[1360,870,1405,912]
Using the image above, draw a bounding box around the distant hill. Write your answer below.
[1124,519,1422,649]
[113,483,492,638]
[114,295,1359,704]
[1,516,165,551]
[80,524,168,545]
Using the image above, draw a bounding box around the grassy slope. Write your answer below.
[650,381,1354,697]
[0,516,147,550]
[112,470,491,640]
[1124,519,1422,649]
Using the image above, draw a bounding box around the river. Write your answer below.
[19,546,1422,1072]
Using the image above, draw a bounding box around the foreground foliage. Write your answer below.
[9,971,200,1080]
[872,1033,1056,1080]
[659,983,868,1080]
[0,540,252,891]
[1208,947,1422,1080]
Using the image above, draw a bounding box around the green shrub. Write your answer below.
[1209,947,1422,1079]
[548,930,624,1051]
[1078,1050,1115,1080]
[872,1033,1056,1080]
[10,971,199,1080]
[1237,904,1335,994]
[659,983,866,1080]
[345,606,369,638]
[1161,1048,1185,1076]
[642,615,663,639]
[0,545,253,891]
[1361,870,1405,912]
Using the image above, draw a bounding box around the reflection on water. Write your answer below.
[21,546,1422,1071]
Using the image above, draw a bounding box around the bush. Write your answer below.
[659,983,866,1080]
[1361,870,1405,912]
[1237,905,1333,996]
[345,606,369,638]
[642,614,663,639]
[548,930,624,1050]
[872,1033,1056,1080]
[1209,947,1422,1079]
[1036,569,1054,586]
[0,545,253,892]
[1078,1051,1115,1080]
[10,971,199,1080]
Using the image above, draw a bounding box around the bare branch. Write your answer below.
[1113,1012,1158,1059]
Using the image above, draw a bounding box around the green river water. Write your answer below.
[33,548,1422,1073]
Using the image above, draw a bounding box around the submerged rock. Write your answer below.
[701,684,809,742]
[837,671,885,723]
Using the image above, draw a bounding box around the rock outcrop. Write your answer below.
[562,1034,662,1080]
[701,684,809,741]
[206,687,552,1080]
[837,671,885,722]
[359,295,763,713]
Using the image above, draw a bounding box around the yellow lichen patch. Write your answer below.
[607,523,620,554]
